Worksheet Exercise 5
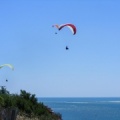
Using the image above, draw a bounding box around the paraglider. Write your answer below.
[0,64,14,71]
[52,23,77,50]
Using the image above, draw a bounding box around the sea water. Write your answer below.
[38,97,120,120]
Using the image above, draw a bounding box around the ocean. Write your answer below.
[38,97,120,120]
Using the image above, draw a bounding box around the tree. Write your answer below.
[0,86,9,94]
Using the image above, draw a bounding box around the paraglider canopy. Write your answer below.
[53,23,77,35]
[0,64,14,71]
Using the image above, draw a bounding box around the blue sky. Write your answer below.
[0,0,120,97]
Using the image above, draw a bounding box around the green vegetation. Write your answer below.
[0,87,62,120]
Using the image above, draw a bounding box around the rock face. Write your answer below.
[0,107,62,120]
[0,107,18,120]
[16,115,39,120]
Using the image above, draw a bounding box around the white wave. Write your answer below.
[108,101,120,103]
[64,101,89,104]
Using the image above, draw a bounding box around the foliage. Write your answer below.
[0,88,62,120]
[0,96,4,106]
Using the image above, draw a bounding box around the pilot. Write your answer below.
[66,46,69,50]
